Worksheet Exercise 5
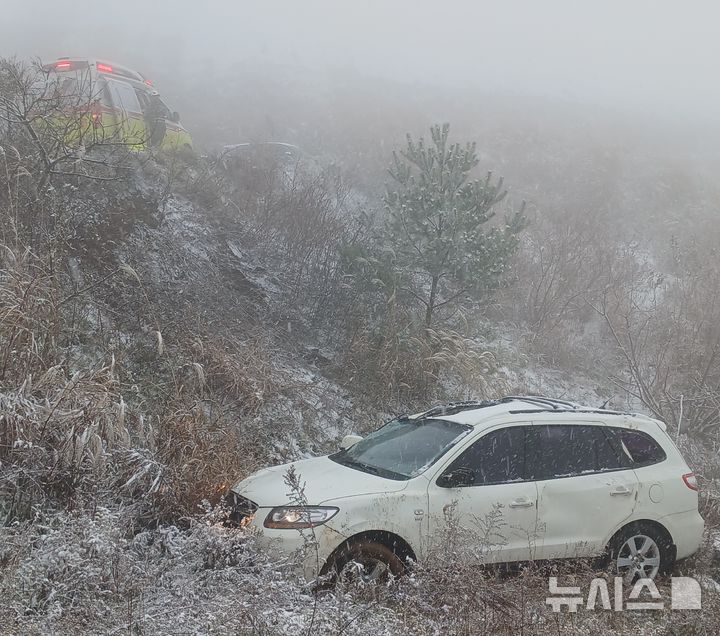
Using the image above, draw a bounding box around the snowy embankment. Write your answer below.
[3,161,720,635]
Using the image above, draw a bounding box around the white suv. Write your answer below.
[229,397,704,582]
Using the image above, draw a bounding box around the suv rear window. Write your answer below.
[529,424,627,480]
[613,428,666,466]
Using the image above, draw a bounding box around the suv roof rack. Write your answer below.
[398,395,636,419]
[507,407,629,416]
[407,395,581,420]
[401,395,631,422]
[502,395,579,410]
[409,399,502,419]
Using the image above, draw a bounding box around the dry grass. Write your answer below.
[0,245,59,384]
[197,338,278,415]
[143,399,247,524]
[0,245,266,529]
[0,179,276,530]
[343,311,504,407]
[0,240,131,519]
[3,69,720,633]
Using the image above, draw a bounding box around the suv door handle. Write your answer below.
[509,497,534,508]
[610,486,632,496]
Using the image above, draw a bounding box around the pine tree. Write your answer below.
[381,123,526,329]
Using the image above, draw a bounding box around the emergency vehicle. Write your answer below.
[41,57,193,154]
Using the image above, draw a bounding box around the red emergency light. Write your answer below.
[55,61,72,69]
[96,63,113,73]
[144,79,153,86]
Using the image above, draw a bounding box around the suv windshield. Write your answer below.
[330,417,472,480]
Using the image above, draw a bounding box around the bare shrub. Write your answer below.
[197,338,278,415]
[591,235,720,437]
[0,159,267,530]
[0,57,137,202]
[0,216,137,519]
[140,400,246,524]
[343,304,502,407]
[502,205,623,364]
[222,151,367,327]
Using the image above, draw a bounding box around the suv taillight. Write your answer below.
[682,472,699,491]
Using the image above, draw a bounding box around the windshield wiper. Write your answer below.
[341,457,381,474]
[331,455,408,480]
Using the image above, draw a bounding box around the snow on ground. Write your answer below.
[4,505,719,635]
[5,161,720,636]
[0,509,411,635]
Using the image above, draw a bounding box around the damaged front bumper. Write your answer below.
[226,491,259,528]
[226,492,347,580]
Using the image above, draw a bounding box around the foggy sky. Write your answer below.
[2,0,719,129]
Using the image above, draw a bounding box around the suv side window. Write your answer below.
[107,80,141,113]
[135,88,150,113]
[98,79,113,108]
[611,428,667,467]
[595,426,629,471]
[529,425,627,480]
[438,426,526,487]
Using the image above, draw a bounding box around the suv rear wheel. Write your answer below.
[606,522,673,581]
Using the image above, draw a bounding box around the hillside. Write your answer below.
[2,58,720,634]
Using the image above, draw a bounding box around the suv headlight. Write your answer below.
[264,506,339,529]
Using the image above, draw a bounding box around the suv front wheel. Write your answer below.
[330,540,405,586]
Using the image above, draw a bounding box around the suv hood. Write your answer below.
[232,456,409,506]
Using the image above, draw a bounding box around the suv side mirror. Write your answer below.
[340,434,363,450]
[437,466,475,488]
[170,111,180,123]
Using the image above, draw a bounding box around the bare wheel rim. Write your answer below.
[616,534,661,581]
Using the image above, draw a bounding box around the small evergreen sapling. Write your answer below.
[382,123,526,329]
